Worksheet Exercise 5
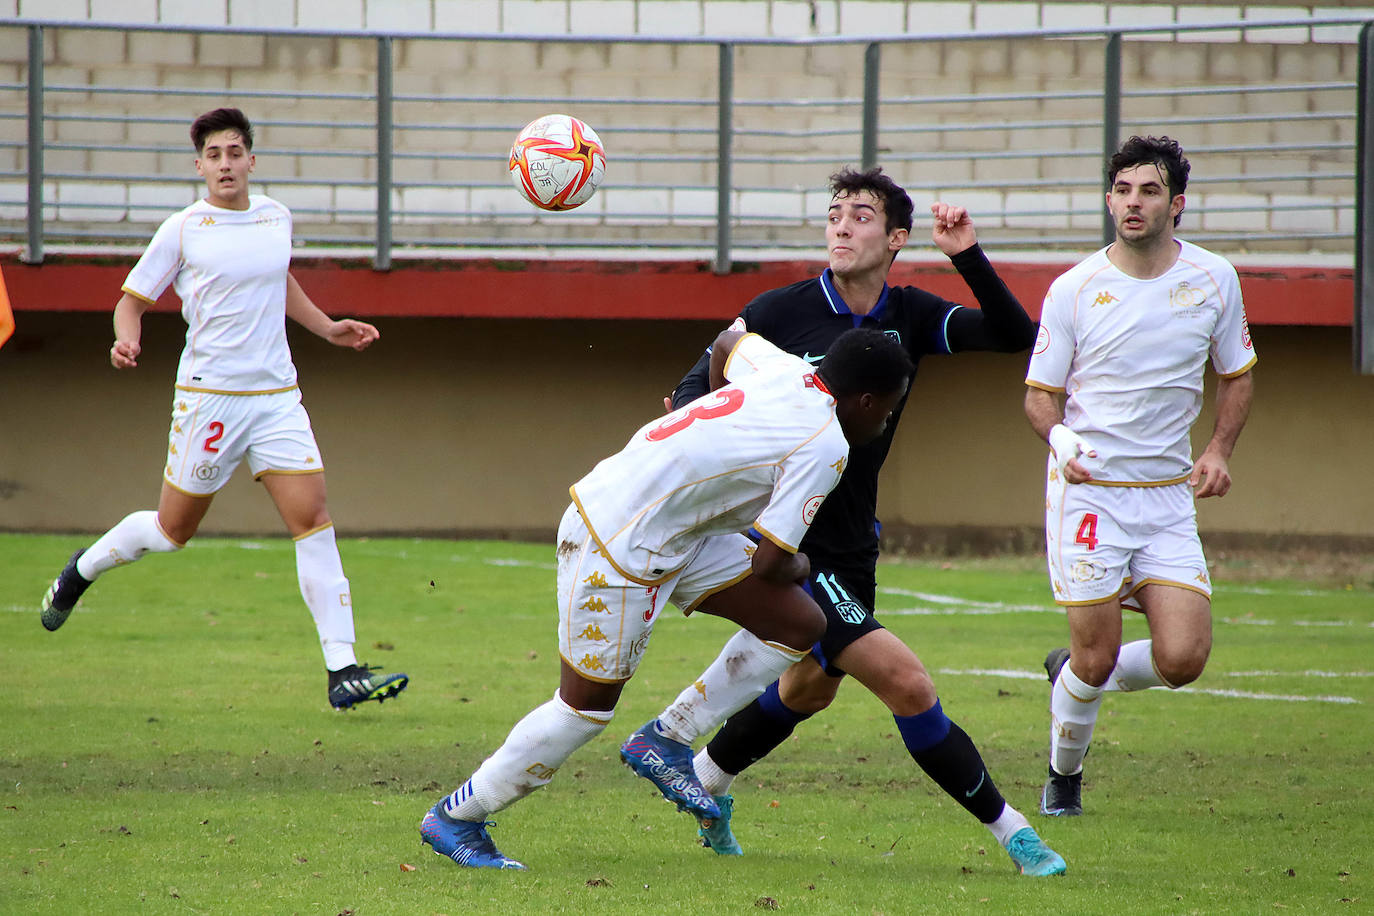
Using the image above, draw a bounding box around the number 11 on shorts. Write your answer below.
[1075,513,1099,551]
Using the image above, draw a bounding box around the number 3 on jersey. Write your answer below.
[1074,512,1100,551]
[645,389,745,441]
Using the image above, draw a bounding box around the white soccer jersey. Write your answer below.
[1026,239,1257,484]
[122,194,296,394]
[570,333,849,584]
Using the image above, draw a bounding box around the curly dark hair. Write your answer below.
[817,327,914,398]
[1108,135,1190,227]
[191,108,254,153]
[829,166,914,235]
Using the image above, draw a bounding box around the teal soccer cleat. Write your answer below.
[698,794,743,856]
[1005,826,1067,876]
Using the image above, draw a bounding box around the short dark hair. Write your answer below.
[1108,135,1190,226]
[817,328,914,398]
[191,108,254,153]
[829,166,914,235]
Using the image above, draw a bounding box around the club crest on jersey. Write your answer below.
[1169,282,1207,311]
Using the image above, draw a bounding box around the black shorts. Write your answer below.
[804,568,884,677]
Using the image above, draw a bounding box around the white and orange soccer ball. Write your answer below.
[508,114,606,211]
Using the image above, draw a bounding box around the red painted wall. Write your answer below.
[1,254,1353,326]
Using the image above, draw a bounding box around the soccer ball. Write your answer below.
[508,114,606,211]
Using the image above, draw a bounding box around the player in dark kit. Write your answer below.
[652,167,1065,876]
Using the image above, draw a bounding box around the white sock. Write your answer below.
[1049,663,1104,777]
[295,525,357,671]
[444,691,613,820]
[78,510,180,579]
[1104,639,1169,691]
[986,802,1032,847]
[695,748,735,797]
[656,630,807,746]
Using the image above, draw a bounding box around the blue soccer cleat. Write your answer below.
[420,804,526,870]
[698,793,743,856]
[620,720,720,821]
[1004,826,1067,876]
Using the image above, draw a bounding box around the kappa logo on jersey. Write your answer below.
[802,494,826,525]
[199,216,216,227]
[1169,282,1207,310]
[1090,290,1119,308]
[830,457,846,475]
[583,571,609,588]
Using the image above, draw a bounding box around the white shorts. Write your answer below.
[164,388,323,496]
[555,503,754,683]
[1044,455,1212,607]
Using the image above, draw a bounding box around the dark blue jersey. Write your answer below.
[671,244,1034,590]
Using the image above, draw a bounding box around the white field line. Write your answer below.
[878,587,1371,628]
[938,667,1360,704]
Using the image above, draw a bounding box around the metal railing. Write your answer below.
[2,15,1372,368]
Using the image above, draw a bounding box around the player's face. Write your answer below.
[827,191,904,279]
[195,129,254,210]
[841,381,908,446]
[1107,163,1183,248]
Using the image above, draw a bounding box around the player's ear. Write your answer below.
[889,227,909,252]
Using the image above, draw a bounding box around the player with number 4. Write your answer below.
[1024,136,1256,817]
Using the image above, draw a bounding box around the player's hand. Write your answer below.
[930,202,977,256]
[110,340,141,369]
[326,319,380,351]
[1049,424,1097,484]
[663,396,673,412]
[1190,450,1232,498]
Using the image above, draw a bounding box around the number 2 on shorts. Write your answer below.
[203,421,225,453]
[1074,512,1099,551]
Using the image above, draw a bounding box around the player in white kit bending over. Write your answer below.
[1025,135,1256,816]
[419,327,913,869]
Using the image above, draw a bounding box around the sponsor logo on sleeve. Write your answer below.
[802,495,825,525]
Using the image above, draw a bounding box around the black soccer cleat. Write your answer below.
[1040,766,1083,817]
[328,663,409,710]
[1044,647,1071,686]
[40,550,93,632]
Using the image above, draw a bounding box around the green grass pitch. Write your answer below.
[2,534,1368,914]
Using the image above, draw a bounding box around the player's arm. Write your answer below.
[1025,386,1095,484]
[111,291,150,369]
[750,537,810,585]
[284,272,380,351]
[928,204,1035,353]
[1192,369,1253,498]
[707,329,747,391]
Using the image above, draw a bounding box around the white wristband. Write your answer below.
[1048,423,1092,474]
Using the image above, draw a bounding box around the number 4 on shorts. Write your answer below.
[1075,513,1099,551]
